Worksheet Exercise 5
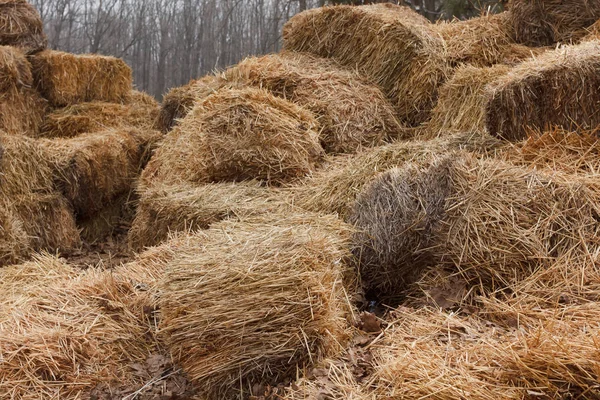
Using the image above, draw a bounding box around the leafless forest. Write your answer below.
[31,0,504,98]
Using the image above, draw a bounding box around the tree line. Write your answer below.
[31,0,503,98]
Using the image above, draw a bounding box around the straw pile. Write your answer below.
[282,3,450,125]
[436,12,540,68]
[0,202,30,265]
[40,127,160,219]
[0,45,47,135]
[38,93,160,138]
[157,214,355,399]
[142,87,323,187]
[128,181,289,250]
[155,74,227,133]
[225,52,404,153]
[425,64,511,137]
[351,154,600,299]
[509,0,600,46]
[0,0,47,54]
[583,18,600,40]
[79,194,134,243]
[289,132,501,220]
[0,254,158,398]
[485,40,600,141]
[30,50,133,107]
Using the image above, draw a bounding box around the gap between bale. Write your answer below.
[30,50,133,107]
[156,213,356,399]
[141,87,324,188]
[0,0,47,54]
[282,3,450,126]
[224,52,404,153]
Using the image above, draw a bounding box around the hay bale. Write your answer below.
[0,0,47,54]
[583,18,600,40]
[288,132,501,220]
[0,46,47,135]
[142,87,324,187]
[436,12,541,67]
[156,214,354,399]
[351,153,600,299]
[509,0,600,46]
[30,50,133,107]
[0,202,30,266]
[128,181,289,251]
[485,40,600,141]
[425,64,512,137]
[39,94,160,138]
[78,194,134,244]
[224,52,404,153]
[155,74,227,133]
[40,127,161,218]
[0,254,158,398]
[282,3,450,126]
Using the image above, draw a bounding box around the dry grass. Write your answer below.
[224,52,404,153]
[509,0,600,46]
[155,74,228,133]
[436,12,540,68]
[39,93,160,138]
[282,3,450,126]
[424,64,511,137]
[485,40,600,141]
[142,87,324,187]
[78,193,135,244]
[0,201,30,266]
[40,127,161,218]
[350,153,600,299]
[0,0,47,54]
[0,254,159,399]
[288,132,501,220]
[156,213,355,399]
[30,50,133,107]
[128,180,289,251]
[583,18,600,41]
[0,46,47,135]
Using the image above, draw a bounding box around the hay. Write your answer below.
[583,18,600,40]
[0,202,30,266]
[30,50,133,107]
[350,153,600,300]
[509,0,600,46]
[156,214,355,399]
[0,46,47,135]
[78,194,134,244]
[282,3,450,126]
[155,74,227,133]
[288,132,501,220]
[485,40,600,141]
[142,87,324,187]
[0,0,47,54]
[436,12,540,67]
[40,127,161,218]
[39,95,160,138]
[425,64,512,137]
[128,181,289,251]
[0,254,159,399]
[224,52,404,153]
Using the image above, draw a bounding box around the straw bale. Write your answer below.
[509,0,600,46]
[0,202,30,266]
[485,40,600,141]
[583,18,600,40]
[288,132,501,220]
[282,3,450,126]
[142,87,324,187]
[78,194,134,244]
[39,95,160,138]
[155,74,228,133]
[436,12,540,67]
[128,181,289,250]
[0,254,159,399]
[0,45,32,91]
[0,0,47,54]
[425,64,511,137]
[157,214,355,399]
[30,50,133,107]
[40,127,161,218]
[224,52,404,153]
[351,153,600,299]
